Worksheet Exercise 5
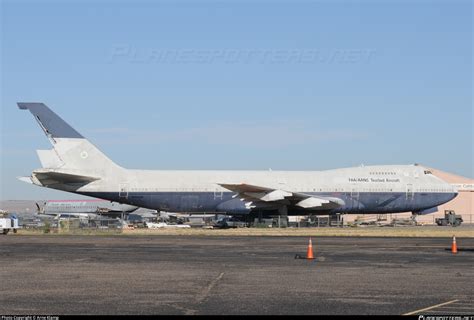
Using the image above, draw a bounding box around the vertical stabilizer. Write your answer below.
[18,103,122,173]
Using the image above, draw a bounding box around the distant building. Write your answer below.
[426,167,473,224]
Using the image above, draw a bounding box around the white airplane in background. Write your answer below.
[17,103,457,220]
[36,199,138,219]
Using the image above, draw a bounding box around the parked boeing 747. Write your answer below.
[36,199,138,219]
[17,103,457,218]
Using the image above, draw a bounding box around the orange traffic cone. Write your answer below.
[451,235,458,254]
[306,237,314,259]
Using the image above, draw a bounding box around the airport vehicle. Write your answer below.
[0,213,19,234]
[215,217,248,228]
[17,103,458,219]
[435,210,463,227]
[36,199,138,219]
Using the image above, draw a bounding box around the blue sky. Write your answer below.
[1,0,472,200]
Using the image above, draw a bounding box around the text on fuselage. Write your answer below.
[348,177,401,183]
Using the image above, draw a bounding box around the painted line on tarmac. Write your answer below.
[431,306,474,310]
[196,272,225,304]
[422,311,473,315]
[184,272,226,315]
[403,299,459,315]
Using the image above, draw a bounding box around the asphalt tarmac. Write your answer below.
[1,235,473,315]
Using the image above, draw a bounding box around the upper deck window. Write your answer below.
[369,171,396,175]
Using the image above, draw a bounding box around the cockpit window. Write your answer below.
[424,170,432,175]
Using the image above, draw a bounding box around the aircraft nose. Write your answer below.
[449,184,458,201]
[450,192,457,201]
[451,184,458,193]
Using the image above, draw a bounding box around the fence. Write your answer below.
[17,213,474,232]
[20,217,126,234]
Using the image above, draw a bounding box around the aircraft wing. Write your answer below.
[218,183,344,210]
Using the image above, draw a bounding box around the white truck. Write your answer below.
[0,213,20,234]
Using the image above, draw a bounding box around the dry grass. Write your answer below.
[13,225,474,237]
[119,226,474,237]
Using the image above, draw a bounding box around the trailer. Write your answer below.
[0,212,20,234]
[435,210,463,227]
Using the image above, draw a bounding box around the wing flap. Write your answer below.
[246,189,293,202]
[218,183,273,193]
[295,196,344,209]
[295,197,330,208]
[218,183,292,202]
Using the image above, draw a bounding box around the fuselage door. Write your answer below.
[214,189,223,200]
[350,185,360,210]
[119,183,129,199]
[406,183,414,201]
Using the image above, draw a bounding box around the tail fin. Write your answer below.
[18,103,122,173]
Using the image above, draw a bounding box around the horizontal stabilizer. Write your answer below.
[19,170,100,190]
[33,171,99,185]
